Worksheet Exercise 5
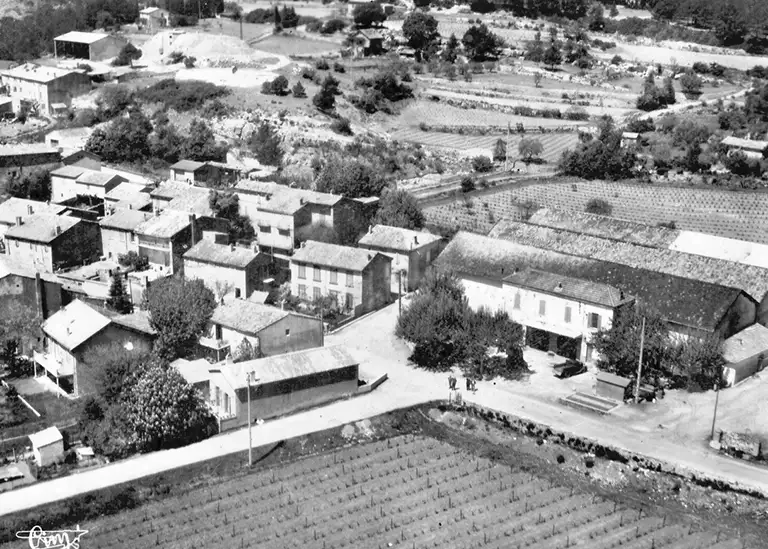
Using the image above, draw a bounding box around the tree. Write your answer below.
[353,2,386,28]
[7,170,51,202]
[542,42,562,69]
[83,342,152,405]
[145,277,216,362]
[249,121,283,166]
[493,138,507,162]
[107,272,132,314]
[518,137,543,161]
[442,33,459,63]
[96,85,134,119]
[291,81,306,98]
[233,337,257,362]
[680,71,703,97]
[533,72,542,87]
[585,198,612,215]
[462,24,504,62]
[118,251,149,271]
[209,190,255,242]
[460,175,475,192]
[0,302,40,360]
[180,118,226,162]
[112,43,142,67]
[149,122,183,164]
[273,5,282,30]
[587,3,605,31]
[262,75,289,96]
[280,5,299,28]
[314,156,387,198]
[313,76,338,111]
[85,109,152,163]
[373,188,425,230]
[636,74,662,111]
[558,116,636,180]
[472,155,493,172]
[124,360,213,452]
[402,11,440,62]
[661,76,676,105]
[525,31,544,63]
[470,0,495,14]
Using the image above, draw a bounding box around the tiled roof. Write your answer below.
[235,181,344,208]
[721,136,768,151]
[723,324,768,364]
[2,63,76,84]
[292,240,389,272]
[358,225,442,252]
[77,171,121,187]
[102,308,156,335]
[150,180,196,200]
[50,165,87,179]
[28,426,63,448]
[0,198,66,226]
[214,345,358,389]
[105,182,151,199]
[526,208,680,248]
[166,191,213,216]
[184,239,262,269]
[5,214,79,243]
[502,269,629,308]
[135,211,190,239]
[170,160,206,172]
[171,357,212,385]
[54,31,109,44]
[434,231,743,332]
[42,300,110,351]
[100,209,152,231]
[211,300,291,335]
[488,219,768,303]
[0,143,59,157]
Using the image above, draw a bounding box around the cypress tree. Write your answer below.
[107,272,132,314]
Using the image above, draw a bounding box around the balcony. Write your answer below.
[34,350,75,377]
[199,336,230,351]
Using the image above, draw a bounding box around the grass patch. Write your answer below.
[136,79,230,112]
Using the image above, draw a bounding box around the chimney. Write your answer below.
[189,213,197,248]
[15,216,22,226]
[368,225,372,234]
[27,205,33,215]
[230,243,236,252]
[55,225,62,235]
[368,253,373,260]
[555,282,563,292]
[413,235,418,245]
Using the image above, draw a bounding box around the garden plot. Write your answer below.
[60,434,737,549]
[253,34,340,56]
[593,41,768,70]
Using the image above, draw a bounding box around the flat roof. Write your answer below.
[210,299,294,335]
[28,426,63,448]
[358,225,442,252]
[723,324,768,364]
[170,160,207,172]
[100,209,152,232]
[54,31,110,44]
[0,143,59,157]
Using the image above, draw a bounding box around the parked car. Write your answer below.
[553,359,587,379]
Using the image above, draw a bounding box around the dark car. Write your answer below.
[553,359,587,379]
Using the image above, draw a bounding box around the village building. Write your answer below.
[50,165,125,203]
[103,181,153,213]
[199,298,324,361]
[207,345,359,431]
[0,258,66,324]
[62,150,102,171]
[0,63,91,115]
[0,198,66,245]
[357,225,442,294]
[502,269,635,362]
[721,136,768,160]
[28,426,64,467]
[134,211,197,275]
[4,213,101,273]
[171,357,211,398]
[169,160,207,184]
[34,300,155,397]
[99,209,152,261]
[54,32,129,62]
[183,239,273,300]
[290,240,392,316]
[0,144,61,186]
[150,181,209,214]
[722,324,768,386]
[45,127,94,154]
[139,6,170,30]
[434,231,756,342]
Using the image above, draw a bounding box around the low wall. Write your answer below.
[357,373,388,394]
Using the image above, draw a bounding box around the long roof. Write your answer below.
[0,198,66,226]
[502,269,630,308]
[5,213,79,244]
[150,180,197,201]
[291,240,389,272]
[721,136,768,151]
[723,324,768,364]
[211,300,293,335]
[213,345,358,390]
[434,231,743,332]
[100,209,152,232]
[77,171,122,187]
[166,191,213,216]
[170,160,206,172]
[184,239,262,269]
[51,165,87,179]
[0,143,59,157]
[488,219,768,303]
[54,31,109,44]
[28,426,63,448]
[358,225,442,252]
[1,63,77,84]
[235,181,344,208]
[135,211,190,239]
[42,300,111,352]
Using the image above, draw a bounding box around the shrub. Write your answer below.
[183,56,196,68]
[460,176,476,192]
[321,18,347,34]
[472,155,493,172]
[168,51,185,64]
[112,43,141,67]
[330,117,353,135]
[610,54,623,65]
[333,62,345,73]
[261,75,289,95]
[292,81,307,98]
[315,58,330,70]
[625,118,654,133]
[585,198,612,215]
[306,20,323,32]
[137,80,229,112]
[680,71,703,97]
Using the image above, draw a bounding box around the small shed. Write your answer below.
[722,324,768,386]
[28,426,64,467]
[596,372,632,402]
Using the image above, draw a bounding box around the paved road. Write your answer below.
[3,299,768,517]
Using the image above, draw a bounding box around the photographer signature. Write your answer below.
[16,525,89,549]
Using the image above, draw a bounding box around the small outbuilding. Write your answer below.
[54,32,129,62]
[28,426,64,467]
[722,324,768,386]
[595,372,632,402]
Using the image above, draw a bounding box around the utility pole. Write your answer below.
[398,270,402,315]
[246,371,256,467]
[505,122,511,172]
[633,316,645,403]
[710,373,722,441]
[240,13,243,40]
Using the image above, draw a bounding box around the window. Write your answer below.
[215,387,221,408]
[298,264,306,279]
[234,288,241,298]
[564,306,572,324]
[313,265,321,282]
[313,287,321,301]
[224,393,230,415]
[298,284,306,298]
[588,313,601,329]
[329,289,339,305]
[278,228,290,237]
[215,324,223,340]
[285,328,290,337]
[259,225,270,233]
[538,300,546,316]
[513,293,521,310]
[345,293,354,310]
[330,269,338,285]
[346,272,353,287]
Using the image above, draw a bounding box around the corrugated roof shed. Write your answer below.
[5,214,80,244]
[358,225,442,252]
[434,231,744,332]
[292,240,389,271]
[42,300,110,351]
[135,211,190,239]
[211,300,291,335]
[54,31,109,44]
[489,219,768,303]
[100,209,152,231]
[0,198,66,226]
[215,345,358,389]
[502,269,630,308]
[723,324,768,364]
[184,239,262,269]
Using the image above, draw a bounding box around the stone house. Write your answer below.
[139,6,170,29]
[134,211,195,275]
[0,198,66,247]
[50,165,125,203]
[0,144,61,187]
[99,210,152,261]
[722,324,768,386]
[0,63,91,115]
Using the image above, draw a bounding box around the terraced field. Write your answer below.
[426,180,768,244]
[21,435,742,549]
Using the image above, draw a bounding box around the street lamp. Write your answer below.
[246,371,257,467]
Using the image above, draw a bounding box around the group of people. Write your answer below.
[448,375,477,392]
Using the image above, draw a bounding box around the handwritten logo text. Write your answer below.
[16,525,89,549]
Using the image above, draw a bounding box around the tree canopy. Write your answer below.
[180,119,227,162]
[558,116,636,180]
[402,11,440,61]
[352,2,386,28]
[373,189,425,230]
[106,273,132,314]
[462,24,505,62]
[314,156,388,198]
[209,190,255,242]
[249,121,283,166]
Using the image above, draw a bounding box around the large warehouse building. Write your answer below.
[54,32,129,62]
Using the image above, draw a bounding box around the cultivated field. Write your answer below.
[253,34,340,56]
[23,434,741,549]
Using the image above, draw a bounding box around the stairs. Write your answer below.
[560,392,619,415]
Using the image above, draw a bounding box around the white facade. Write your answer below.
[185,259,250,299]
